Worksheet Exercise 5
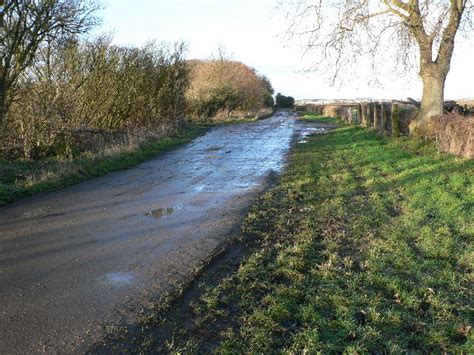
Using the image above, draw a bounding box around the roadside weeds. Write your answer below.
[0,125,209,206]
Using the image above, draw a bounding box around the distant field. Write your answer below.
[457,99,474,107]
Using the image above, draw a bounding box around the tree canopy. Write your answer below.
[275,93,295,108]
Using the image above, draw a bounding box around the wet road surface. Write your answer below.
[0,112,332,353]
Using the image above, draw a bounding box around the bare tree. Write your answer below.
[0,0,98,123]
[281,0,473,136]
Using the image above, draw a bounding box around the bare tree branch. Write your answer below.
[0,0,100,122]
[280,0,472,130]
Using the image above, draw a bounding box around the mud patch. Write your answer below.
[145,207,174,219]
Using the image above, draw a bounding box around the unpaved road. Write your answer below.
[0,112,331,353]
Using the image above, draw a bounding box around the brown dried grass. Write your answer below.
[432,114,474,158]
[323,105,351,118]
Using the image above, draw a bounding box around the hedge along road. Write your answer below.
[0,111,334,353]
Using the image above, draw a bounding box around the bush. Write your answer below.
[275,93,295,108]
[186,59,274,120]
[0,39,189,160]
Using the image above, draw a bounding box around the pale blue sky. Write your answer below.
[100,0,473,100]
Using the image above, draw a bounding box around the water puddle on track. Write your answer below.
[104,272,134,287]
[145,207,175,219]
[298,127,328,143]
[205,145,224,152]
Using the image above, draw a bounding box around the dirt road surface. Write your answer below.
[0,112,332,353]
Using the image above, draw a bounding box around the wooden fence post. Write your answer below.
[391,103,400,136]
[357,104,363,126]
[365,104,369,127]
[381,103,387,133]
[361,105,365,126]
[378,104,384,132]
[367,104,373,128]
[373,103,380,129]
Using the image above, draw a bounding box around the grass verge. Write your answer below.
[0,124,209,206]
[157,116,473,352]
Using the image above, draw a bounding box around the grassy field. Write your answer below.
[0,124,208,206]
[160,115,473,352]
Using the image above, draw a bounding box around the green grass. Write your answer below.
[165,118,473,352]
[0,124,209,206]
[299,113,341,124]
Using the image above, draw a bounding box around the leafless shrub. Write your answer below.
[432,114,474,158]
[0,38,189,160]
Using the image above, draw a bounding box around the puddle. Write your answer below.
[104,272,134,287]
[298,127,328,142]
[195,184,206,192]
[23,209,45,218]
[234,180,255,189]
[301,127,326,135]
[145,207,174,219]
[205,145,224,152]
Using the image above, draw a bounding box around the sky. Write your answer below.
[100,0,474,101]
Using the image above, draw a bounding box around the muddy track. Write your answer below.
[0,112,333,353]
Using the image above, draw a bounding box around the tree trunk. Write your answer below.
[420,73,445,119]
[411,66,448,137]
[0,77,6,123]
[406,0,464,138]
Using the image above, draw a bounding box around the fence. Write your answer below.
[297,101,473,158]
[298,101,418,136]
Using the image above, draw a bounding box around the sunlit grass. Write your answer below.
[299,113,340,124]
